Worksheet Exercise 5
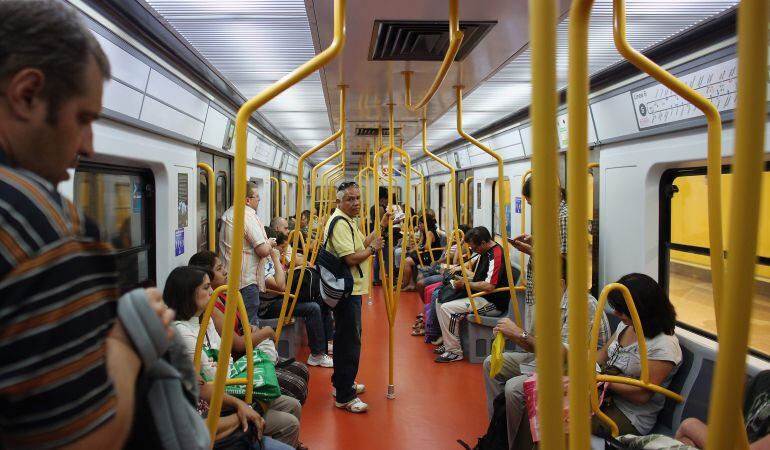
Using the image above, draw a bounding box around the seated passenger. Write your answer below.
[259,229,334,368]
[672,370,770,449]
[400,215,442,290]
[434,226,511,363]
[481,257,611,448]
[163,266,304,449]
[272,216,306,267]
[416,223,472,302]
[188,251,276,355]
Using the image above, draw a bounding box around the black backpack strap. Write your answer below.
[325,215,364,277]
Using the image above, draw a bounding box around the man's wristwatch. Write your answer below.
[519,329,529,341]
[369,245,376,255]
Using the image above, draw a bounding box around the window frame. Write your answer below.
[659,162,770,360]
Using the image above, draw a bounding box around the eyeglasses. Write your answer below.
[337,181,359,191]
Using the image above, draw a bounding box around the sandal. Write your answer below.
[335,397,368,413]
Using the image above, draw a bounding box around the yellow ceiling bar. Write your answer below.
[213,0,346,440]
[197,162,216,252]
[706,1,768,448]
[528,0,564,445]
[274,85,346,342]
[401,0,464,111]
[566,0,594,446]
[589,283,683,437]
[373,103,412,399]
[455,85,522,327]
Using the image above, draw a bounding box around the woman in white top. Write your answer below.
[593,273,682,437]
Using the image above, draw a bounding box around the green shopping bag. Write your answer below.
[202,347,282,402]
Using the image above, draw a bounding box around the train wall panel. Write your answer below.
[247,164,272,225]
[597,119,770,288]
[92,33,150,90]
[102,79,144,119]
[139,97,204,141]
[591,92,639,141]
[59,119,199,288]
[146,70,209,122]
[201,106,229,149]
[519,126,532,156]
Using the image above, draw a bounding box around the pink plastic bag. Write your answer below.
[523,374,608,442]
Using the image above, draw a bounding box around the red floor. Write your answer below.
[296,287,490,450]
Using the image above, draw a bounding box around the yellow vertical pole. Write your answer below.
[270,176,280,218]
[211,0,346,440]
[706,1,768,448]
[566,0,593,447]
[197,162,217,252]
[529,0,563,447]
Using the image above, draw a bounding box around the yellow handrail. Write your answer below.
[463,176,474,225]
[401,0,463,111]
[280,179,290,218]
[706,1,768,448]
[566,0,594,446]
[421,118,459,231]
[270,177,280,219]
[194,285,255,406]
[589,283,683,437]
[275,86,347,342]
[197,162,216,252]
[455,86,520,327]
[215,0,345,441]
[528,0,563,446]
[373,103,412,398]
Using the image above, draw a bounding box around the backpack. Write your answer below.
[289,266,322,304]
[457,391,509,450]
[316,215,363,308]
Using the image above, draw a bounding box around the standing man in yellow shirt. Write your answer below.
[324,181,386,413]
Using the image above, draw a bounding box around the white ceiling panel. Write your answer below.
[145,0,332,155]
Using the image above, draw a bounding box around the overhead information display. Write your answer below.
[630,56,769,129]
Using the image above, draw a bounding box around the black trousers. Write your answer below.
[331,295,362,403]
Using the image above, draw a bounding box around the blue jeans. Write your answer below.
[261,300,328,355]
[260,436,294,450]
[240,284,261,326]
[332,295,362,403]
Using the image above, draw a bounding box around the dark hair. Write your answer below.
[265,227,277,239]
[378,186,388,200]
[163,266,210,321]
[521,176,566,201]
[189,251,217,272]
[608,273,677,338]
[458,224,471,235]
[301,210,310,218]
[465,226,492,245]
[0,0,111,125]
[424,214,437,231]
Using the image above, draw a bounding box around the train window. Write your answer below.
[215,172,228,232]
[198,168,209,252]
[467,180,475,225]
[491,178,511,237]
[74,164,155,292]
[438,183,446,229]
[661,166,770,356]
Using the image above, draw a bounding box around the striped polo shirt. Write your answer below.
[0,151,118,448]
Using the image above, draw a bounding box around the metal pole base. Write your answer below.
[387,384,395,399]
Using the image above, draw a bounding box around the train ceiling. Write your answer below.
[144,0,738,167]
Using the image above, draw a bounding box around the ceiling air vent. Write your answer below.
[355,127,400,136]
[369,20,496,61]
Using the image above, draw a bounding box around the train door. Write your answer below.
[438,183,446,230]
[271,170,281,218]
[197,150,231,253]
[74,163,156,292]
[457,170,473,227]
[491,178,511,237]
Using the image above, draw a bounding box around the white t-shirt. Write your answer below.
[174,317,228,381]
[604,322,682,434]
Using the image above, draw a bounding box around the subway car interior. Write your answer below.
[7,0,770,449]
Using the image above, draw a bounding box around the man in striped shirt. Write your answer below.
[0,2,174,448]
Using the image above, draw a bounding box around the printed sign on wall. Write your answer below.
[515,197,522,214]
[175,228,184,256]
[178,173,188,228]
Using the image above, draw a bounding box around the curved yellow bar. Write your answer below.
[401,0,463,111]
[706,1,768,448]
[528,0,563,445]
[421,118,458,232]
[197,162,217,252]
[566,0,595,446]
[613,0,725,329]
[194,286,255,406]
[216,0,346,441]
[276,86,346,342]
[455,86,520,328]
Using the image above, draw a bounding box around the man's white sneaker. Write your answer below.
[307,353,334,368]
[331,383,366,398]
[335,397,368,413]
